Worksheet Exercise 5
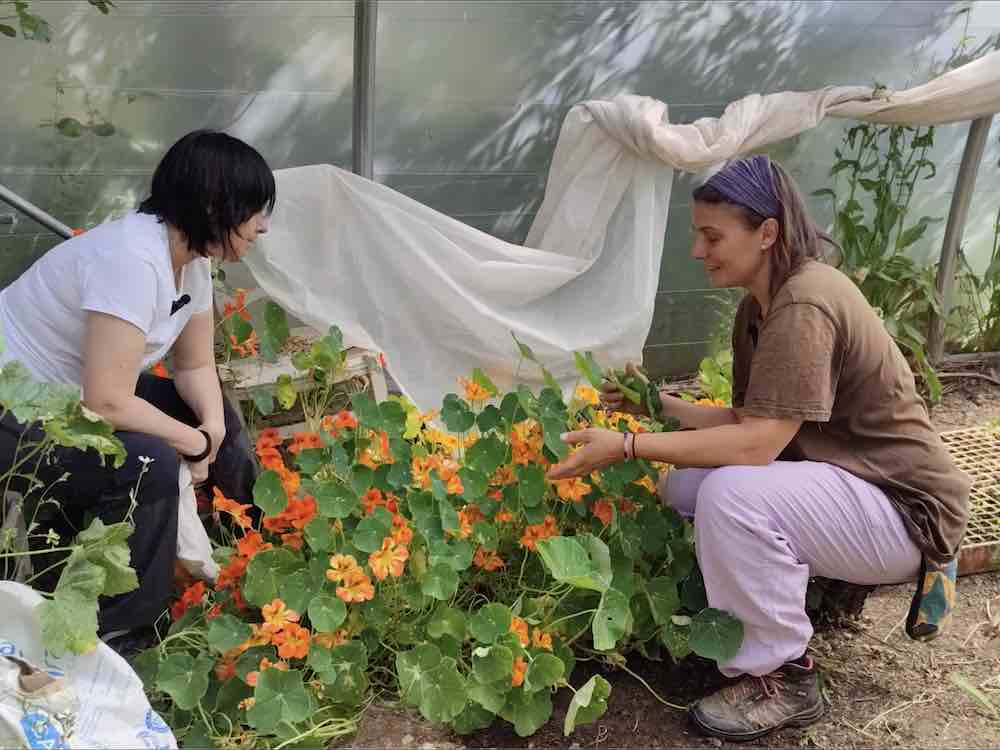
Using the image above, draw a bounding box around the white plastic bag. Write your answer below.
[0,581,177,749]
[175,462,219,583]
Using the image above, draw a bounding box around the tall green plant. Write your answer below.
[814,122,944,401]
[0,0,113,42]
[953,204,1000,352]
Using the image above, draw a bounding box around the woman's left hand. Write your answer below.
[546,428,624,480]
[200,421,226,464]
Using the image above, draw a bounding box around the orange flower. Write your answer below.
[336,569,375,603]
[519,515,559,551]
[151,361,169,378]
[511,657,527,687]
[617,498,639,514]
[224,289,252,322]
[361,488,385,516]
[205,603,223,621]
[236,531,271,560]
[494,509,515,524]
[215,658,237,682]
[261,598,300,634]
[532,629,553,651]
[451,504,482,539]
[281,532,304,550]
[554,477,591,503]
[230,330,259,358]
[510,616,530,647]
[256,427,284,451]
[313,629,350,649]
[245,656,289,687]
[491,465,517,486]
[289,431,322,455]
[473,546,504,572]
[574,385,600,406]
[633,475,658,494]
[272,622,311,660]
[170,581,206,620]
[320,414,339,436]
[592,499,615,527]
[216,554,250,590]
[213,488,253,529]
[368,538,409,581]
[326,554,360,583]
[511,420,544,465]
[333,410,358,431]
[459,377,492,403]
[694,397,727,407]
[391,514,413,546]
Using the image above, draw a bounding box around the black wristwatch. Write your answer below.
[182,429,213,462]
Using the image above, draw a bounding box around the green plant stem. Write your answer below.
[0,544,75,559]
[617,661,689,711]
[547,608,597,631]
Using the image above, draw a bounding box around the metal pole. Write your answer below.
[0,183,74,240]
[352,0,377,180]
[927,114,995,363]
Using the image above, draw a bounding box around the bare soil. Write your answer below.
[339,381,1000,750]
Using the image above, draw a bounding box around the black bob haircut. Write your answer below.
[139,130,276,258]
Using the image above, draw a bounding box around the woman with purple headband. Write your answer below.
[547,155,970,742]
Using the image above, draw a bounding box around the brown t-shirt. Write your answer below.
[731,260,970,563]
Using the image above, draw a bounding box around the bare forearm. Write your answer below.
[173,364,225,428]
[659,392,740,430]
[85,394,206,456]
[634,422,772,468]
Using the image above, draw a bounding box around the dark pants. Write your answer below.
[0,373,256,632]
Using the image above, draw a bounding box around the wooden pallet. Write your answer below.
[217,326,388,437]
[940,425,1000,575]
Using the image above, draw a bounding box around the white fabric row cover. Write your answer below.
[247,51,1000,411]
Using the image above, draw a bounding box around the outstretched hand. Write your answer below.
[546,428,625,480]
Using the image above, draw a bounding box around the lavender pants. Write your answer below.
[659,461,921,677]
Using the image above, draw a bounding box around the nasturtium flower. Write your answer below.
[336,569,375,603]
[531,629,553,651]
[574,384,600,406]
[591,499,615,527]
[511,657,527,687]
[313,629,351,649]
[272,623,311,660]
[473,546,504,572]
[554,477,591,503]
[634,475,658,494]
[326,554,360,583]
[332,410,358,431]
[289,431,322,454]
[459,377,491,403]
[510,616,530,647]
[261,598,300,634]
[368,538,409,581]
[213,488,253,529]
[391,513,413,546]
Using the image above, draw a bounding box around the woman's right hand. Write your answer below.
[599,379,648,416]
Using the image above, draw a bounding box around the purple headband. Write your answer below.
[703,155,781,219]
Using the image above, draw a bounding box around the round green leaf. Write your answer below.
[468,681,507,713]
[472,522,498,550]
[660,620,692,662]
[56,117,83,138]
[351,465,374,494]
[156,653,214,711]
[427,606,467,641]
[535,536,609,592]
[681,568,708,612]
[465,435,506,475]
[421,563,459,600]
[524,653,565,693]
[471,644,513,684]
[313,481,358,519]
[517,464,546,507]
[247,668,311,733]
[275,374,297,410]
[501,687,552,737]
[428,538,473,572]
[592,588,631,651]
[469,603,512,645]
[206,614,251,655]
[452,701,496,735]
[689,608,744,663]
[563,675,610,736]
[645,577,680,626]
[319,642,369,705]
[352,506,392,552]
[350,392,382,428]
[476,405,502,434]
[459,466,488,500]
[308,594,347,632]
[304,517,335,553]
[441,393,476,433]
[242,548,300,607]
[253,470,287,516]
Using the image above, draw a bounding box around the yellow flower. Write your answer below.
[634,475,657,494]
[553,477,591,503]
[574,385,600,406]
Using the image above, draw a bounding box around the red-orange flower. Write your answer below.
[510,616,530,647]
[519,515,559,551]
[326,554,360,583]
[281,532,304,550]
[289,431,322,455]
[215,659,237,682]
[617,498,639,514]
[390,513,413,546]
[368,537,409,581]
[224,289,252,322]
[333,410,358,431]
[272,622,311,660]
[213,488,253,529]
[554,477,591,503]
[361,488,385,516]
[216,554,249,590]
[494,509,515,524]
[170,581,206,621]
[592,499,615,527]
[230,330,259,358]
[459,377,492,403]
[313,629,350,648]
[473,546,504,572]
[236,531,271,560]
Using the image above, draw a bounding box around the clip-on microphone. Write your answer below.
[170,294,192,316]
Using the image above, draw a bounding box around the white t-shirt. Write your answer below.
[0,211,213,385]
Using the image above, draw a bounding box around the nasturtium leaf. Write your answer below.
[360,598,392,631]
[681,568,708,613]
[471,644,513,684]
[501,687,552,737]
[313,480,358,519]
[515,385,538,417]
[350,392,382,429]
[156,653,214,711]
[437,496,460,535]
[540,417,569,460]
[499,392,526,427]
[207,614,251,655]
[351,465,374,495]
[535,536,609,592]
[637,506,670,555]
[251,387,275,416]
[667,537,696,583]
[258,301,290,362]
[592,588,631,651]
[476,405,501,433]
[427,606,467,641]
[469,603,512,645]
[242,548,300,607]
[378,400,407,436]
[459,466,488,500]
[577,534,613,591]
[235,646,275,682]
[308,594,347,632]
[472,522,498,550]
[660,620,693,662]
[467,681,507,714]
[645,577,681,626]
[689,608,743,663]
[277,570,317,615]
[524,653,565,693]
[563,675,611,735]
[253,470,286,516]
[247,668,311,733]
[320,642,369,705]
[452,702,496,735]
[600,460,643,493]
[397,644,467,723]
[131,648,160,687]
[540,368,562,395]
[275,374,297,410]
[441,394,476,433]
[307,643,333,673]
[517,464,546,507]
[617,515,644,559]
[295,447,328,474]
[466,435,506,475]
[421,563,459,600]
[214,678,252,716]
[471,368,498,397]
[573,351,604,388]
[303,517,335,553]
[352,506,392,553]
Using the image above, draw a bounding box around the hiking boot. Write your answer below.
[690,657,824,742]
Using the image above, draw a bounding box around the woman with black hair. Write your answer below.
[0,130,274,650]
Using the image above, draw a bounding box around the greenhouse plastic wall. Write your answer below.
[2,0,999,377]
